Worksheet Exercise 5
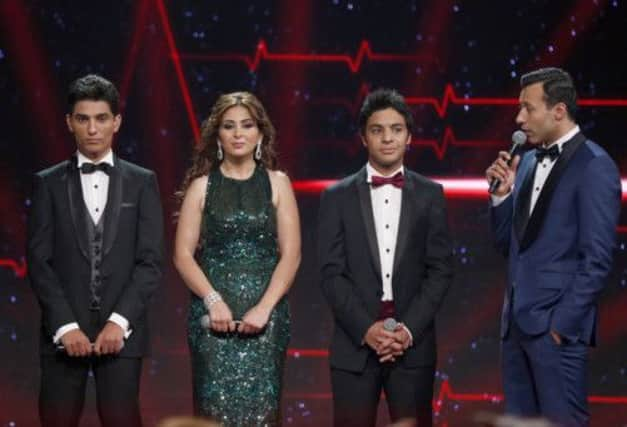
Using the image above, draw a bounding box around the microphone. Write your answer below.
[200,314,211,329]
[382,317,398,332]
[488,130,527,194]
[56,341,124,352]
[199,315,242,329]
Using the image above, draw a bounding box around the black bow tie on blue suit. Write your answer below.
[534,145,560,161]
[80,162,112,175]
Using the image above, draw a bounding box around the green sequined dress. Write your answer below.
[188,165,290,426]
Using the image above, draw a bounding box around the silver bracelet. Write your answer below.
[203,290,223,310]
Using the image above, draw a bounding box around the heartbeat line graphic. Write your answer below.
[284,378,627,409]
[0,258,27,278]
[314,82,627,119]
[179,39,434,73]
[177,39,627,110]
[412,127,503,159]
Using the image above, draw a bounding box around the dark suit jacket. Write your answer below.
[27,155,164,357]
[318,166,454,372]
[491,132,621,345]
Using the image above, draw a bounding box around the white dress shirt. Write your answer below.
[366,163,414,345]
[491,125,580,211]
[528,125,579,214]
[367,162,403,301]
[53,150,131,343]
[77,150,113,224]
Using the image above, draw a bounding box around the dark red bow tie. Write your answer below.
[371,172,404,188]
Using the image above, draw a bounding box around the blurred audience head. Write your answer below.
[157,415,222,427]
[473,411,557,427]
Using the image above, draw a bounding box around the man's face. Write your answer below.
[516,82,560,145]
[66,100,121,161]
[361,108,411,173]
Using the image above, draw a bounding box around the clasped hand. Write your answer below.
[364,320,411,363]
[60,321,125,357]
[209,301,271,335]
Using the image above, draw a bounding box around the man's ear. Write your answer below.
[553,102,568,122]
[66,114,74,133]
[113,114,122,133]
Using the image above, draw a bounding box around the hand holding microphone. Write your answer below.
[200,314,241,331]
[200,310,267,335]
[203,290,237,333]
[486,130,527,195]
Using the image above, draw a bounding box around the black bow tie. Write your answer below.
[535,145,560,161]
[80,162,112,175]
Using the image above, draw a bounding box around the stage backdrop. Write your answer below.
[1,1,626,426]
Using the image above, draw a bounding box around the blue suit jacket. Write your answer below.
[491,132,621,345]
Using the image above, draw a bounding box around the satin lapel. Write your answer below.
[66,159,90,260]
[392,173,413,275]
[356,167,382,279]
[513,156,537,244]
[103,156,123,256]
[519,132,586,251]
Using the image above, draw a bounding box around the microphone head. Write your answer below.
[200,315,211,329]
[512,130,527,146]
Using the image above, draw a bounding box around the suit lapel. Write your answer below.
[519,132,586,251]
[392,172,413,275]
[356,167,382,279]
[513,156,537,244]
[66,158,90,260]
[103,155,123,256]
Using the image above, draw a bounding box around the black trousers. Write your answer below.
[331,354,434,427]
[39,352,142,427]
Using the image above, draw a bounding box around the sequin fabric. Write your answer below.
[188,165,290,426]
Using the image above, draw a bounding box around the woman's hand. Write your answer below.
[209,300,236,332]
[238,305,272,334]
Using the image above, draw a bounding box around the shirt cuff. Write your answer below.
[401,324,414,347]
[490,192,511,207]
[108,312,133,339]
[53,322,79,344]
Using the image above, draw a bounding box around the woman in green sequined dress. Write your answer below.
[174,92,301,426]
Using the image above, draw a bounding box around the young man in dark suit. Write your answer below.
[27,74,164,427]
[318,88,454,427]
[486,67,621,426]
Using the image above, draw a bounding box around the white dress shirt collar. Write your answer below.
[544,125,580,153]
[76,149,115,167]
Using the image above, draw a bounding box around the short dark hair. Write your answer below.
[358,88,414,134]
[520,67,578,120]
[67,74,120,115]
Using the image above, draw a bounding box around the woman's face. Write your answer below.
[217,105,262,161]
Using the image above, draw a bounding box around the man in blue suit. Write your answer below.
[485,67,621,426]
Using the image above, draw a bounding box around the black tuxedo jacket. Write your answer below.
[27,155,164,357]
[318,166,453,372]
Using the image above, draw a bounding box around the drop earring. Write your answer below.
[254,138,262,160]
[217,139,224,161]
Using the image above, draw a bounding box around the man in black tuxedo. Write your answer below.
[318,89,454,427]
[27,74,164,427]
